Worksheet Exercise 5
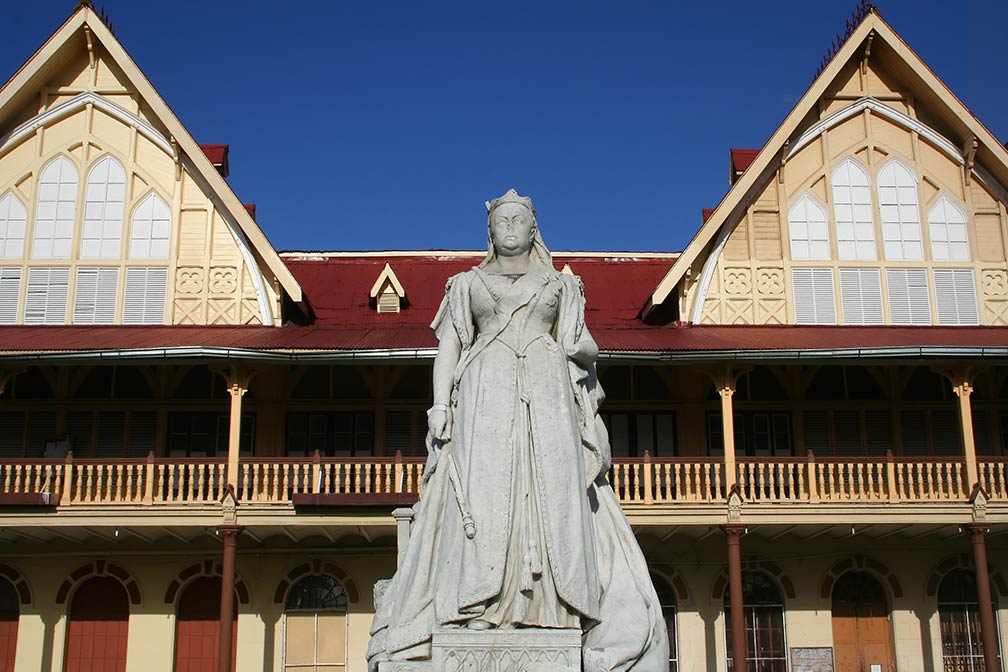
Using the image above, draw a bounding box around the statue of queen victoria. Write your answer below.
[367,190,668,671]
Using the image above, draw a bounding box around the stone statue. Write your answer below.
[367,190,668,671]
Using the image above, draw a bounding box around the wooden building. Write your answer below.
[0,4,1004,672]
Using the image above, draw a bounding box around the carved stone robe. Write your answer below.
[367,266,668,672]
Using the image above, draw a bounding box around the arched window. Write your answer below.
[788,194,830,260]
[650,573,678,672]
[877,160,923,261]
[0,193,27,259]
[928,195,970,262]
[284,575,348,672]
[32,156,78,259]
[938,569,1001,672]
[81,157,126,259]
[724,572,786,672]
[0,578,18,672]
[65,576,128,672]
[129,193,171,259]
[831,159,875,261]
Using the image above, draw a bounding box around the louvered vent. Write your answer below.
[73,267,118,324]
[792,268,835,324]
[886,268,931,325]
[377,286,400,314]
[24,266,69,324]
[0,267,21,324]
[839,268,883,324]
[933,269,979,325]
[123,267,167,324]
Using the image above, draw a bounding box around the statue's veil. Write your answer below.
[478,189,554,269]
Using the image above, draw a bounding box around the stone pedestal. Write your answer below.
[378,627,581,672]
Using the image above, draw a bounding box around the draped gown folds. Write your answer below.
[367,265,669,672]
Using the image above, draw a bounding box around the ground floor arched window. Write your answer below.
[283,574,348,671]
[174,576,237,672]
[0,579,17,672]
[724,572,787,672]
[938,569,1001,672]
[650,573,678,671]
[65,577,129,672]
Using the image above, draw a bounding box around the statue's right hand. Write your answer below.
[427,409,448,440]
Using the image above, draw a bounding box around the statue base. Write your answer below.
[378,627,582,672]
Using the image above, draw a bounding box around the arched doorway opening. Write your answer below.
[724,571,787,672]
[938,569,1001,672]
[65,576,129,672]
[174,576,237,672]
[831,571,895,672]
[0,578,18,672]
[283,574,349,671]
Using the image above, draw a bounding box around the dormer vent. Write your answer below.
[369,263,406,314]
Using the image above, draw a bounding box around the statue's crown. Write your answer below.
[485,188,535,215]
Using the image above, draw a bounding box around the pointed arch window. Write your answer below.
[831,159,876,261]
[878,160,923,261]
[32,156,78,259]
[928,195,970,262]
[81,156,126,259]
[81,158,127,259]
[788,194,830,260]
[129,193,171,259]
[0,193,27,258]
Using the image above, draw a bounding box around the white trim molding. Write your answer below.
[0,91,174,158]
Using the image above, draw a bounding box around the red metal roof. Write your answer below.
[0,324,1005,357]
[284,254,674,328]
[199,144,230,177]
[244,204,256,220]
[702,208,716,223]
[730,148,759,180]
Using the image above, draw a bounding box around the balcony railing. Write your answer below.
[0,452,1004,507]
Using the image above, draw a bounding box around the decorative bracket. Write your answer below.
[963,135,978,186]
[170,136,181,182]
[779,141,789,184]
[861,30,875,75]
[84,26,96,71]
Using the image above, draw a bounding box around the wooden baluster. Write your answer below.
[923,463,934,500]
[712,463,722,502]
[662,464,671,502]
[2,464,11,494]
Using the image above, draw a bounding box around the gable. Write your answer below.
[0,6,302,327]
[648,10,1008,328]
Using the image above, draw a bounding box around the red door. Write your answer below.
[174,577,237,672]
[0,578,18,672]
[65,577,129,672]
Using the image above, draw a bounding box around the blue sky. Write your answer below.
[3,1,1006,253]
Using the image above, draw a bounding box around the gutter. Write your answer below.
[0,345,1006,365]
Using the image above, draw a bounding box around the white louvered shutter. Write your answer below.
[24,267,69,324]
[122,267,167,324]
[934,269,979,325]
[839,268,883,324]
[0,268,21,324]
[73,267,119,324]
[792,268,836,324]
[81,157,126,259]
[32,157,77,259]
[0,193,27,258]
[886,268,931,325]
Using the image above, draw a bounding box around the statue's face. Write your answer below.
[489,203,535,258]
